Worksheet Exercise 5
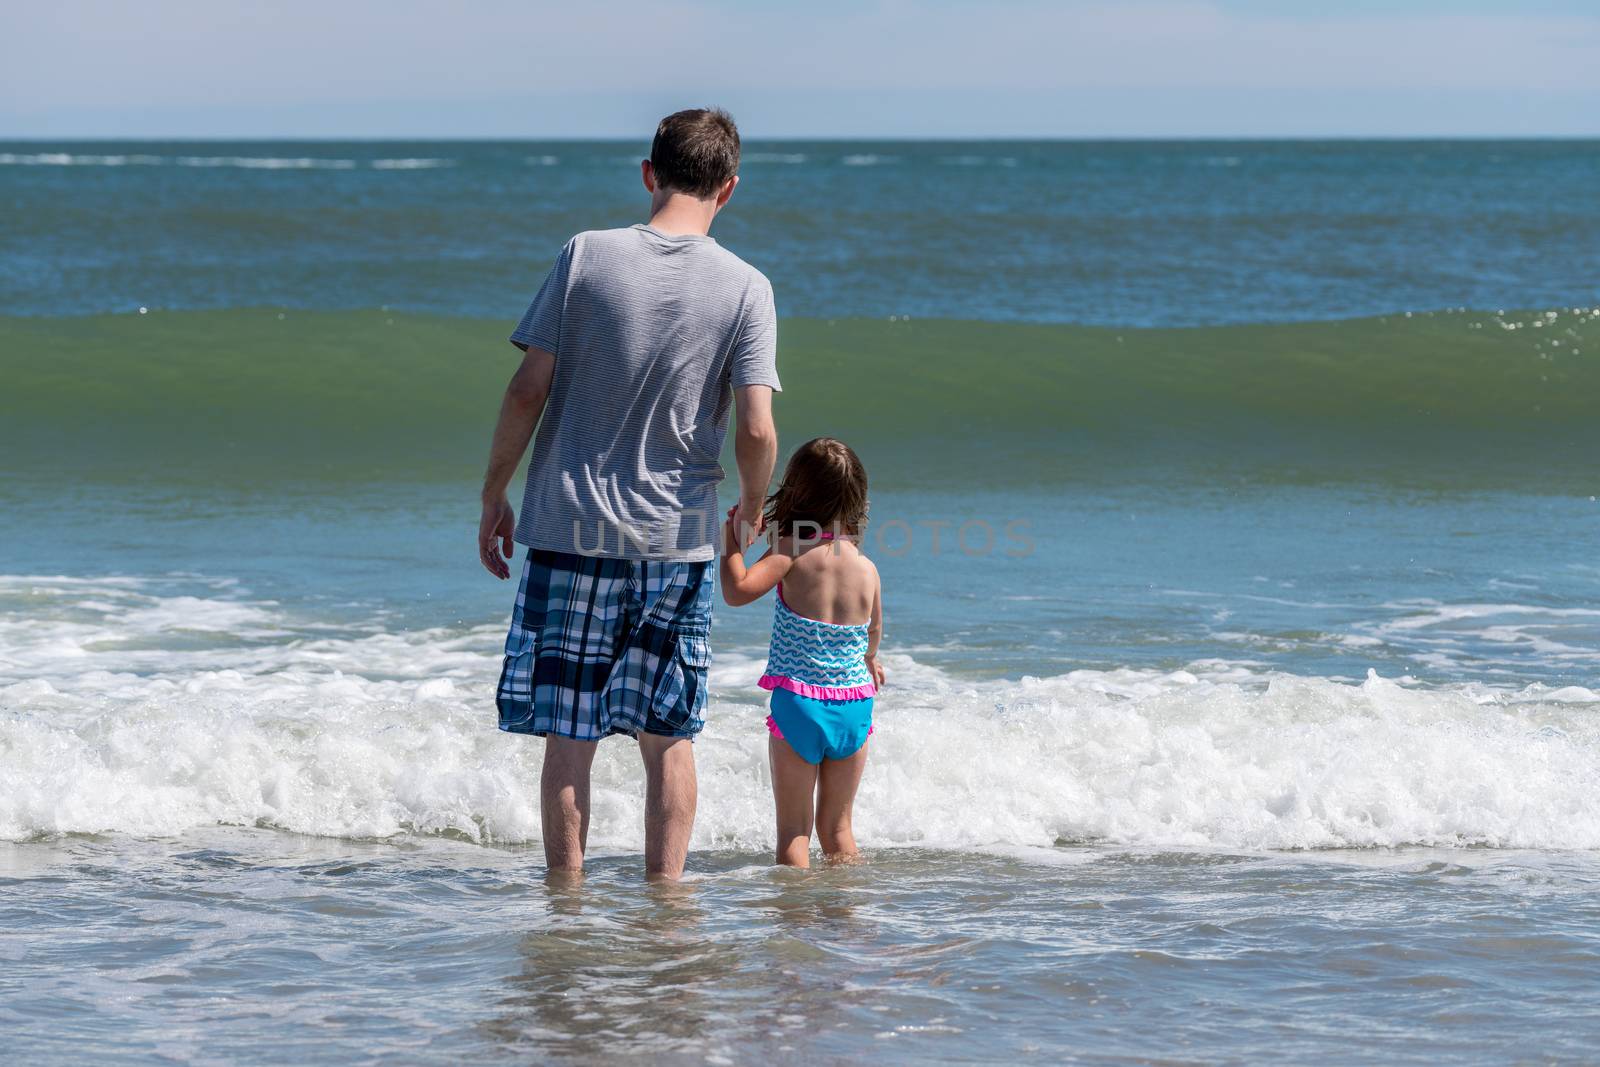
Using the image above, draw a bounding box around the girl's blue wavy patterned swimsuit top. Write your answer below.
[758,568,876,764]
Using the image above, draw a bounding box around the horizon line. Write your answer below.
[5,133,1599,143]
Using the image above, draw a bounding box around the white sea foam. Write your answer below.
[941,155,1019,167]
[0,152,164,167]
[2,575,1598,852]
[744,153,808,164]
[0,152,364,169]
[1360,601,1600,670]
[842,154,895,166]
[174,156,358,170]
[369,158,454,170]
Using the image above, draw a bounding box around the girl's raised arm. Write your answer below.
[720,514,793,607]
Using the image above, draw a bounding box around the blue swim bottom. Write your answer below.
[766,688,874,764]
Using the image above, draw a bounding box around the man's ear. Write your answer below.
[641,159,656,194]
[714,174,739,210]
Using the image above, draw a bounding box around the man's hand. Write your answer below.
[479,496,517,579]
[735,497,765,548]
[866,653,887,690]
[477,348,552,580]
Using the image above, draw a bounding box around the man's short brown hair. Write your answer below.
[650,108,740,198]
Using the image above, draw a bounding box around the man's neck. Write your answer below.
[646,192,717,237]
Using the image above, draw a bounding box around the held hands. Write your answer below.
[479,496,516,579]
[866,653,887,689]
[724,500,765,554]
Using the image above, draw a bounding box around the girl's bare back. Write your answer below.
[775,536,877,627]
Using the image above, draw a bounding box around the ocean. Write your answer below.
[2,140,1599,1064]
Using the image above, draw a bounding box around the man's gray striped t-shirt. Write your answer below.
[509,224,780,561]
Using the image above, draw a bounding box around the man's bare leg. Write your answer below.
[639,733,697,881]
[542,736,598,874]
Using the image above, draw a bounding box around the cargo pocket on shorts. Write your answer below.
[648,626,711,735]
[496,628,537,731]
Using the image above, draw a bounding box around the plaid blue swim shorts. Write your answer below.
[496,548,715,741]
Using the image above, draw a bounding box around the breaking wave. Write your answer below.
[4,574,1597,851]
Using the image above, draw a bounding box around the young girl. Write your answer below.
[721,437,886,868]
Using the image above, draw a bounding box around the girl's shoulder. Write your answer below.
[840,543,877,575]
[786,538,877,584]
[855,552,880,595]
[775,534,867,559]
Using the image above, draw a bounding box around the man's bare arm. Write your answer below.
[479,347,555,579]
[732,384,778,546]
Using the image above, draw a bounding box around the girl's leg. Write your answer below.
[769,735,818,868]
[816,741,868,863]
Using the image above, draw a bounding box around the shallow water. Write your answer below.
[6,836,1599,1065]
[5,482,1600,1060]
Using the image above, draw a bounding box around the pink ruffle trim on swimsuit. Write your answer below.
[765,715,874,741]
[758,674,877,701]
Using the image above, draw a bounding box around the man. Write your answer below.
[477,108,780,881]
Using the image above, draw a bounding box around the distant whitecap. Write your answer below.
[175,156,358,170]
[370,158,454,170]
[0,152,164,166]
[941,155,1020,167]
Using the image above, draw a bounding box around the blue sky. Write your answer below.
[3,0,1597,137]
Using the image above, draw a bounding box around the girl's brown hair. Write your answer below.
[764,437,869,539]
